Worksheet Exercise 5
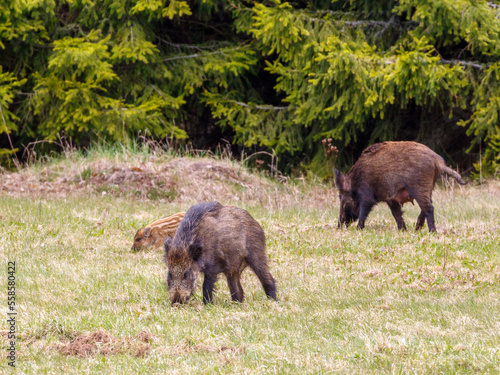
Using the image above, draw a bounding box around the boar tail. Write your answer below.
[442,166,466,185]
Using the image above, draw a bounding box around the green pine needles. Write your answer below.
[0,0,499,172]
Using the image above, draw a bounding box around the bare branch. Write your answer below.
[300,16,391,27]
[161,47,244,62]
[161,52,212,62]
[373,15,399,38]
[488,2,500,19]
[156,38,234,52]
[439,59,487,69]
[339,20,390,27]
[233,101,287,111]
[373,56,488,69]
[299,11,416,31]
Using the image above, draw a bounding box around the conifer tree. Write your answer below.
[0,0,499,173]
[229,0,500,172]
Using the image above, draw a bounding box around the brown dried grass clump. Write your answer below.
[0,153,338,210]
[58,329,155,358]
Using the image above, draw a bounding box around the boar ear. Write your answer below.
[163,237,173,264]
[189,240,203,262]
[144,227,152,238]
[163,236,173,253]
[334,169,345,191]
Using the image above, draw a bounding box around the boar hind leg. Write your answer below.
[226,272,244,302]
[202,273,218,304]
[414,198,436,233]
[387,201,407,231]
[415,211,426,231]
[425,206,436,233]
[257,272,277,301]
[246,256,277,300]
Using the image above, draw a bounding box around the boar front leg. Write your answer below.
[202,273,218,304]
[357,201,375,229]
[387,201,407,231]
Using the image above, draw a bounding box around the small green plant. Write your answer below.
[146,186,178,201]
[79,167,93,182]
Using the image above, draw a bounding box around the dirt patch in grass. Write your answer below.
[0,155,338,209]
[57,330,156,357]
[55,330,246,359]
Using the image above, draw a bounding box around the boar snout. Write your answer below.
[338,215,350,228]
[169,285,193,305]
[338,213,355,228]
[170,291,190,305]
[166,267,197,305]
[338,199,359,228]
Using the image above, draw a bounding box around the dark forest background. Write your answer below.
[1,0,499,176]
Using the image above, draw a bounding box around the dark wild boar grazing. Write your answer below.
[334,141,466,232]
[163,202,277,305]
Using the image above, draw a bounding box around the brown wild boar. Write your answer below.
[334,141,466,232]
[132,212,185,251]
[164,202,277,304]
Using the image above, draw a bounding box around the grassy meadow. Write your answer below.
[1,151,499,374]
